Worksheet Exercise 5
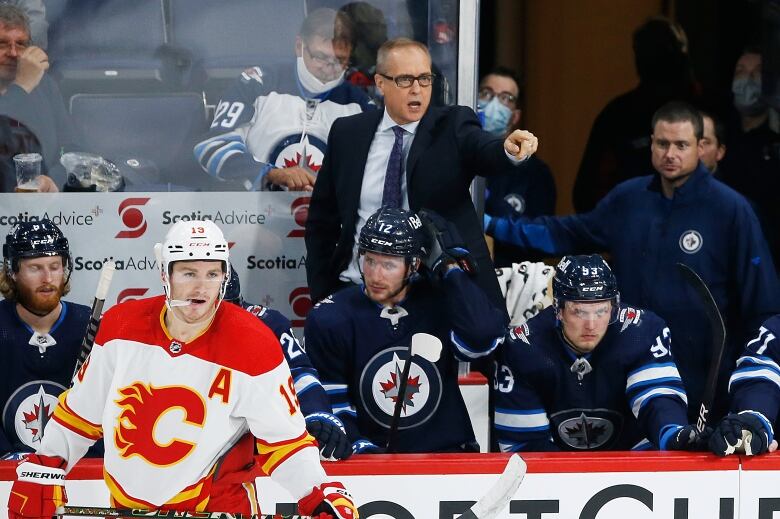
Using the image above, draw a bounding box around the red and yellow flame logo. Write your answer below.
[114,382,206,466]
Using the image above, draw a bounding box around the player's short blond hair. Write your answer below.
[376,37,430,74]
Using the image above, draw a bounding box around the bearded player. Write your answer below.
[0,219,90,458]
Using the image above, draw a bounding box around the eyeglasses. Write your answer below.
[478,87,517,107]
[0,39,30,53]
[379,73,436,88]
[303,45,350,69]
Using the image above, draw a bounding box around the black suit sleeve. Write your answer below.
[452,106,516,178]
[305,119,343,302]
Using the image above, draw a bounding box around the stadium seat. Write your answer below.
[48,0,176,100]
[168,0,306,103]
[69,93,210,191]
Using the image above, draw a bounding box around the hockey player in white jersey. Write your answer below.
[194,8,374,191]
[7,220,358,519]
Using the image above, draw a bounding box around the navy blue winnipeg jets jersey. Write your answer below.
[304,270,506,453]
[493,305,689,452]
[239,302,329,416]
[727,314,780,425]
[0,299,89,455]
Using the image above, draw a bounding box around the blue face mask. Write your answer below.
[480,97,512,136]
[732,77,766,116]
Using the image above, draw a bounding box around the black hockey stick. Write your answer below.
[677,263,726,433]
[59,454,526,519]
[70,260,115,386]
[385,333,443,452]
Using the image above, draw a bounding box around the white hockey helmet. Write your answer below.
[154,220,231,304]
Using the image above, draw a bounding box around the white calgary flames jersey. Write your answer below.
[38,296,325,508]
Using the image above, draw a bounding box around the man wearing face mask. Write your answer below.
[719,48,780,271]
[478,67,556,267]
[194,8,374,191]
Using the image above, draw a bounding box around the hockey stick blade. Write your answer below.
[71,260,115,385]
[455,454,527,519]
[60,506,311,519]
[677,263,727,433]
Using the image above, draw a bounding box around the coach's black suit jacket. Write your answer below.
[305,105,520,312]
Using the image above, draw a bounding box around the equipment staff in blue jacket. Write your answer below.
[485,101,780,423]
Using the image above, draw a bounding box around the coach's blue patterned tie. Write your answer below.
[381,126,405,208]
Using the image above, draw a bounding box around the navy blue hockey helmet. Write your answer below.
[358,207,425,260]
[3,219,73,279]
[553,255,620,315]
[224,265,242,305]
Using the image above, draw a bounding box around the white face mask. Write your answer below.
[297,56,344,95]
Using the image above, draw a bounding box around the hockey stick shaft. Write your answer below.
[455,454,527,519]
[70,260,115,385]
[62,455,527,519]
[677,263,727,433]
[385,352,414,452]
[60,507,309,519]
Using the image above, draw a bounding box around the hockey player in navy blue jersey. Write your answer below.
[223,268,350,460]
[485,101,780,425]
[0,219,90,457]
[709,314,780,456]
[493,254,704,452]
[304,207,506,453]
[193,7,374,192]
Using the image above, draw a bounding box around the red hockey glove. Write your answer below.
[298,482,359,519]
[8,454,67,519]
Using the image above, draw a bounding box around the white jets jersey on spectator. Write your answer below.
[194,63,373,188]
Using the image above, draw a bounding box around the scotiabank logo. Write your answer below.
[287,196,310,238]
[117,288,149,305]
[289,287,312,327]
[115,198,150,238]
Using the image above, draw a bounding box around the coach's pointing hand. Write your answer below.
[504,129,538,161]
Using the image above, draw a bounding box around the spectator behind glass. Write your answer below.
[478,66,556,267]
[573,16,700,212]
[0,4,78,191]
[718,49,780,270]
[494,255,704,452]
[485,101,780,426]
[0,0,46,48]
[699,110,726,174]
[0,219,91,458]
[338,1,388,103]
[193,7,374,192]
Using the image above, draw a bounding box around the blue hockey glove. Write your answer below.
[351,439,385,455]
[709,411,774,456]
[661,424,710,451]
[306,413,352,461]
[418,208,477,277]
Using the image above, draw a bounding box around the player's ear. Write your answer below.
[295,36,304,57]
